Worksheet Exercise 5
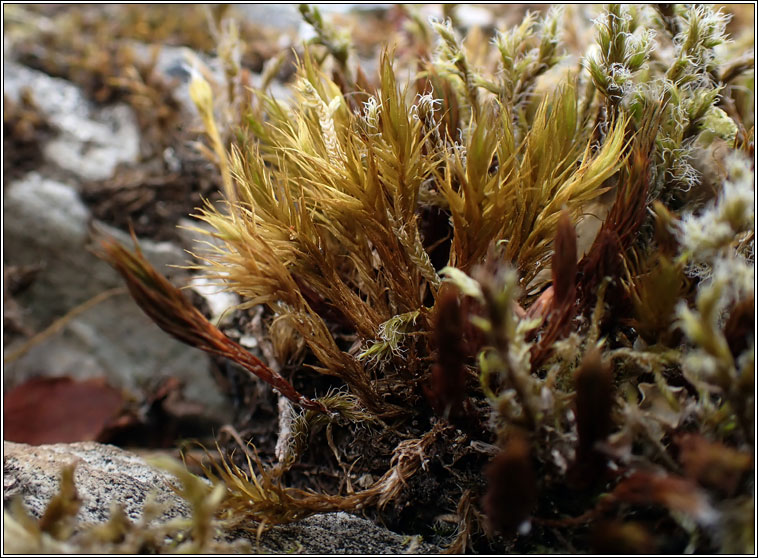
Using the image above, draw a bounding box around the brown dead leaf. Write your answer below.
[4,377,125,445]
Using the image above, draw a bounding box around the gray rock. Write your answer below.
[3,60,140,182]
[260,511,432,554]
[124,42,205,117]
[235,4,302,32]
[2,173,226,414]
[3,173,121,324]
[3,441,438,554]
[3,441,191,525]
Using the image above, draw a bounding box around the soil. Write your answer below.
[81,146,223,242]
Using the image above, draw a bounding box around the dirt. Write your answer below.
[81,147,222,242]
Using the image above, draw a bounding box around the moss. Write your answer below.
[83,4,757,553]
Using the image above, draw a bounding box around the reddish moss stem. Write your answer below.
[95,231,328,414]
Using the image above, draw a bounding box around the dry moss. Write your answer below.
[83,4,755,553]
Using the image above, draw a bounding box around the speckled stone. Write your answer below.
[3,441,190,525]
[3,441,439,554]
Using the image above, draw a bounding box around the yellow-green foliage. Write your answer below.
[92,4,753,553]
[189,37,629,421]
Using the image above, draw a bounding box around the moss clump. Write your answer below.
[90,4,753,553]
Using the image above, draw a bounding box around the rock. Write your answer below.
[176,216,241,327]
[2,173,226,414]
[124,42,206,117]
[453,5,495,29]
[235,4,302,33]
[260,511,432,554]
[3,441,190,525]
[3,173,125,324]
[3,441,438,554]
[188,275,240,326]
[3,60,140,182]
